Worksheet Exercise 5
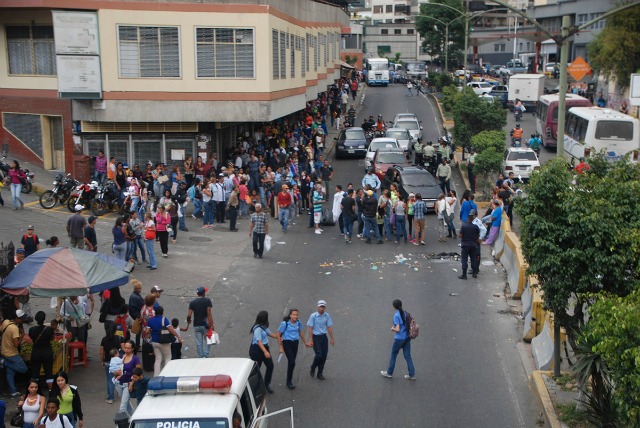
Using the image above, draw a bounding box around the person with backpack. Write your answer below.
[276,309,309,390]
[36,398,71,428]
[21,225,40,258]
[380,299,415,381]
[248,311,277,393]
[114,304,133,342]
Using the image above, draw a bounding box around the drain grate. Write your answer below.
[189,236,213,242]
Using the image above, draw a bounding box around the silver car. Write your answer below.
[393,118,422,142]
[385,128,413,154]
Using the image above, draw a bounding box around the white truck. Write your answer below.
[507,74,545,113]
[127,358,293,428]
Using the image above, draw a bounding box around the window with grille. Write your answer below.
[306,34,311,72]
[272,30,279,79]
[196,27,254,78]
[373,6,383,13]
[118,26,180,78]
[314,35,318,72]
[280,31,286,79]
[394,29,401,35]
[381,29,389,35]
[290,34,295,78]
[301,37,306,77]
[6,26,56,76]
[407,29,414,35]
[2,113,43,156]
[386,5,393,13]
[336,32,340,60]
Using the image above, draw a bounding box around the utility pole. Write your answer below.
[555,15,571,163]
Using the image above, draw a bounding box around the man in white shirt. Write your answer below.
[213,174,226,224]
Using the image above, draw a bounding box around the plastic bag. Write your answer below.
[206,330,220,345]
[264,235,272,252]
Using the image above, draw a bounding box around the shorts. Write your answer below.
[314,212,321,224]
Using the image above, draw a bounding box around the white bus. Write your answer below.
[563,107,640,164]
[365,57,389,86]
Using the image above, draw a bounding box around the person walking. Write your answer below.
[406,81,414,97]
[467,147,477,193]
[436,158,452,195]
[307,300,334,381]
[277,309,309,390]
[249,204,269,259]
[145,306,181,377]
[143,213,157,270]
[128,279,144,348]
[66,205,87,249]
[380,299,415,380]
[113,340,141,416]
[94,151,107,184]
[458,209,480,279]
[155,205,171,258]
[21,225,40,258]
[18,379,46,427]
[393,195,408,243]
[362,190,382,244]
[111,217,127,260]
[84,216,97,252]
[340,189,356,243]
[1,310,29,397]
[49,371,84,427]
[7,160,26,210]
[248,311,277,393]
[99,324,121,404]
[277,184,292,233]
[186,287,214,358]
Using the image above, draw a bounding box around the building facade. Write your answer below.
[0,0,349,175]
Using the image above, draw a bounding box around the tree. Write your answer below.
[588,2,640,88]
[430,72,455,92]
[469,130,505,197]
[393,52,403,65]
[516,156,640,376]
[344,55,357,67]
[452,87,506,151]
[415,0,465,71]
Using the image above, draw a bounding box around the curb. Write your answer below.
[531,371,563,428]
[32,184,47,196]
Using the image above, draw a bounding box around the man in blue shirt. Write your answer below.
[307,300,334,381]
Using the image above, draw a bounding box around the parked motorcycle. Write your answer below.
[20,169,34,194]
[0,155,10,183]
[67,181,99,213]
[90,180,120,216]
[39,173,78,209]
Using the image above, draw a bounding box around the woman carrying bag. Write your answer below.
[16,380,46,428]
[248,311,277,394]
[145,306,180,377]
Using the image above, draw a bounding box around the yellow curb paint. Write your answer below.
[531,371,562,428]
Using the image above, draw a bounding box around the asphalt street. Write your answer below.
[0,84,541,427]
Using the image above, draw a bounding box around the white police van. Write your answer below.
[128,358,293,428]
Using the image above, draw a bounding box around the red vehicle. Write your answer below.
[372,149,409,180]
[66,181,99,212]
[536,93,592,149]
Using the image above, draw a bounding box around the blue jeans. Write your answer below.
[94,171,105,184]
[113,242,127,260]
[383,216,392,240]
[145,239,157,268]
[104,364,115,401]
[342,215,353,239]
[4,354,27,394]
[10,183,23,208]
[203,200,214,225]
[386,338,415,377]
[178,210,187,230]
[130,197,140,213]
[115,381,134,414]
[363,216,381,241]
[127,235,146,262]
[259,187,267,208]
[395,215,407,241]
[194,325,211,358]
[192,198,202,217]
[239,200,248,217]
[279,206,290,230]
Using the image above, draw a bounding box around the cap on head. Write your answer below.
[75,204,84,212]
[16,248,25,254]
[15,309,28,320]
[27,225,34,230]
[468,209,477,217]
[196,286,208,296]
[151,285,164,293]
[317,300,327,307]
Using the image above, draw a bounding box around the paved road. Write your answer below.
[0,84,541,427]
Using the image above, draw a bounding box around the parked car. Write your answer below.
[392,113,418,124]
[489,84,508,106]
[365,137,400,170]
[334,127,368,159]
[381,165,439,211]
[385,128,413,154]
[392,117,422,142]
[503,147,540,182]
[372,149,409,180]
[489,65,505,78]
[466,81,493,96]
[544,62,557,75]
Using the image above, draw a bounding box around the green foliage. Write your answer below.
[441,85,462,113]
[470,130,505,153]
[452,88,506,149]
[344,55,357,66]
[577,290,640,427]
[555,403,594,428]
[588,3,640,88]
[516,156,640,333]
[393,53,402,65]
[473,147,503,198]
[415,0,465,70]
[430,72,455,92]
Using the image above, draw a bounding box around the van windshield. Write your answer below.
[131,419,228,428]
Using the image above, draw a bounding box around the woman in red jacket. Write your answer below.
[155,204,171,258]
[7,160,26,209]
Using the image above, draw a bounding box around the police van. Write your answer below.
[128,358,293,428]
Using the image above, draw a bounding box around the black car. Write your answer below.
[334,127,368,159]
[382,165,439,211]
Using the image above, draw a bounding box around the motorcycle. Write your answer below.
[511,138,522,147]
[90,180,120,216]
[0,155,10,183]
[39,173,78,209]
[67,181,99,213]
[20,169,35,194]
[514,108,522,124]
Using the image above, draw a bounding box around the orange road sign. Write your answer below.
[568,56,591,81]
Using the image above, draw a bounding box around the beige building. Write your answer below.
[0,0,349,174]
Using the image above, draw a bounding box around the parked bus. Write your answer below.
[563,107,640,164]
[405,61,428,80]
[365,57,389,86]
[536,93,592,149]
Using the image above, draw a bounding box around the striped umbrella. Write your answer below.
[1,247,132,297]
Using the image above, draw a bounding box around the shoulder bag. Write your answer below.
[131,317,143,335]
[158,317,173,344]
[10,408,23,427]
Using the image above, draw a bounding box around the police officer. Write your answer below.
[361,167,381,196]
[470,209,487,275]
[307,300,335,381]
[423,141,436,173]
[467,147,477,193]
[458,210,480,279]
[436,158,451,195]
[413,138,424,167]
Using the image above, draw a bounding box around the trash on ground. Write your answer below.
[452,268,458,272]
[325,272,331,275]
[371,265,378,270]
[449,293,459,296]
[482,261,494,266]
[493,293,501,297]
[276,242,286,245]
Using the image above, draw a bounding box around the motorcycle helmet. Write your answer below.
[90,180,99,189]
[515,124,521,129]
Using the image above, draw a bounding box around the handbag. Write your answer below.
[10,410,23,427]
[159,317,173,344]
[390,213,396,225]
[145,229,156,240]
[131,317,143,335]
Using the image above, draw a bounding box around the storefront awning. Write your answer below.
[340,61,355,69]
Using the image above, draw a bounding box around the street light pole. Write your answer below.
[556,15,571,163]
[463,17,469,73]
[445,23,449,72]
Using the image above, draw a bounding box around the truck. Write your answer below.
[126,358,293,428]
[507,74,545,113]
[505,59,528,76]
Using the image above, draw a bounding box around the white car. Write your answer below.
[385,128,413,154]
[466,81,493,96]
[393,113,417,124]
[392,117,422,142]
[365,137,400,170]
[503,147,540,182]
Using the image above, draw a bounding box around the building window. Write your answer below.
[301,37,306,78]
[6,26,56,76]
[378,45,391,54]
[394,29,401,35]
[386,5,393,13]
[306,33,311,72]
[381,29,388,35]
[195,28,254,78]
[290,34,295,78]
[280,31,286,79]
[373,6,383,13]
[118,26,180,78]
[494,43,506,52]
[589,13,605,30]
[314,35,319,72]
[272,30,279,79]
[407,29,414,35]
[576,13,588,27]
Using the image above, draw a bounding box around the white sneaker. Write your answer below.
[315,230,322,235]
[380,371,392,378]
[319,228,324,232]
[404,375,416,381]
